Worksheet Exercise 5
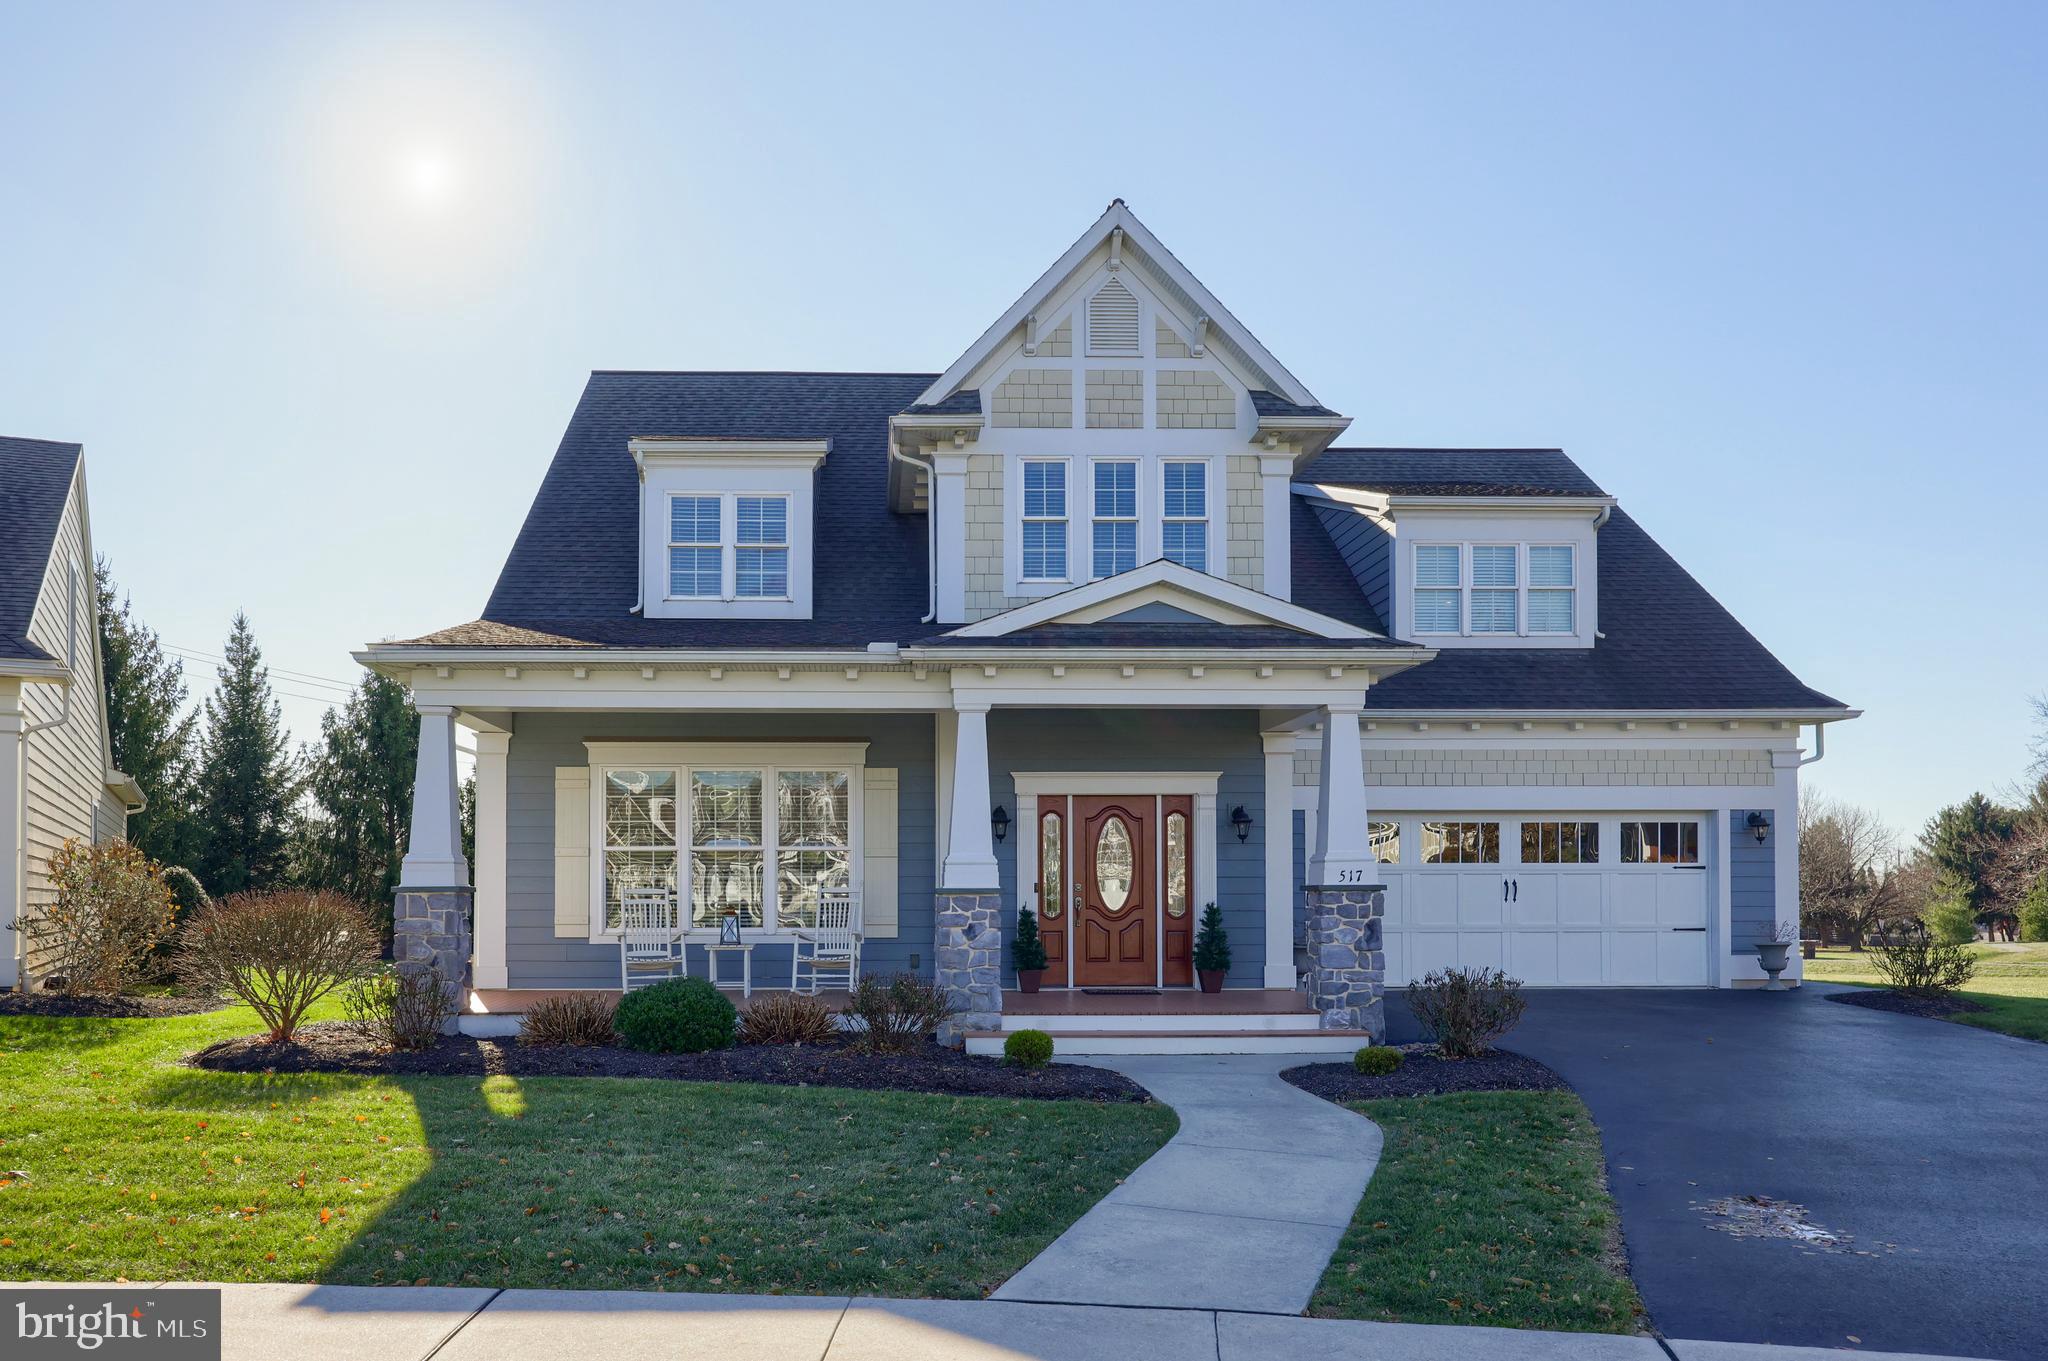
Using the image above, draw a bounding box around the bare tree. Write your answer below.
[1800,794,1914,949]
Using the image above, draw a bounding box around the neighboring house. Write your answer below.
[2,437,146,991]
[359,203,1855,1051]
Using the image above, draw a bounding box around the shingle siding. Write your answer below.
[1729,808,1776,954]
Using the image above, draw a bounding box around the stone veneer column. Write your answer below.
[394,887,473,1032]
[933,891,1003,1044]
[1303,884,1386,1039]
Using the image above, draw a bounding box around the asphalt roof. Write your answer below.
[1301,447,1608,498]
[909,623,1412,651]
[0,436,81,664]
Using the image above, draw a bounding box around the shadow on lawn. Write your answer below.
[0,1016,155,1056]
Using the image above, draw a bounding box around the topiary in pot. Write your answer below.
[1003,1028,1055,1069]
[1192,902,1231,993]
[1011,905,1049,992]
[613,977,737,1053]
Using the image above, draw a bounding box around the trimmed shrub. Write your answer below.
[1409,966,1527,1059]
[343,966,454,1051]
[519,992,619,1047]
[18,839,178,994]
[844,972,958,1052]
[613,977,737,1053]
[174,891,379,1043]
[1003,1028,1055,1069]
[1921,875,1978,946]
[1353,1045,1403,1076]
[2018,872,2048,944]
[1874,932,1977,999]
[738,992,838,1046]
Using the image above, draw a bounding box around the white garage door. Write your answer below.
[1378,816,1712,987]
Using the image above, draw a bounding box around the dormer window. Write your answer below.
[632,438,826,620]
[1412,541,1578,638]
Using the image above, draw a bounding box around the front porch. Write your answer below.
[976,983,1369,1056]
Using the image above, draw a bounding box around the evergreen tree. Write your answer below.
[297,670,418,912]
[94,558,200,872]
[1010,904,1047,974]
[193,612,299,895]
[1919,793,2013,915]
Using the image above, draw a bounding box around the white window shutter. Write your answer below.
[1087,277,1140,355]
[863,768,899,939]
[554,767,591,938]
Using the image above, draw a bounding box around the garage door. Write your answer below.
[1378,816,1711,986]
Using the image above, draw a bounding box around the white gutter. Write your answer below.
[889,444,938,623]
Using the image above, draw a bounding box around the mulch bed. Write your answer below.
[1824,989,1988,1021]
[186,1022,1150,1103]
[1281,1044,1569,1102]
[0,991,229,1019]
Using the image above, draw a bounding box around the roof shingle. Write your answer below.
[0,436,81,664]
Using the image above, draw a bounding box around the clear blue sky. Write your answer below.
[3,1,2042,841]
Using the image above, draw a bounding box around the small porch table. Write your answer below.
[699,941,758,998]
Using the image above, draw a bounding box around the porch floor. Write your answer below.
[1005,988,1312,1017]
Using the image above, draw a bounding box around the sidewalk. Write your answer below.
[3,1283,1995,1361]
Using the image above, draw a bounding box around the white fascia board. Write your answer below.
[900,645,1432,669]
[630,438,830,472]
[104,770,147,811]
[1253,417,1354,464]
[915,201,1320,410]
[1357,707,1862,725]
[1383,494,1617,518]
[941,559,1379,639]
[352,646,901,681]
[0,658,72,684]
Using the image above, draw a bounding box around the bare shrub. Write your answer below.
[1873,932,1977,999]
[519,992,619,1047]
[1408,966,1528,1058]
[738,992,838,1046]
[343,966,455,1050]
[13,840,178,994]
[174,891,379,1044]
[844,972,957,1052]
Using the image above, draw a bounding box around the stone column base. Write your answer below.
[934,891,1003,1045]
[1303,884,1386,1039]
[394,886,473,1034]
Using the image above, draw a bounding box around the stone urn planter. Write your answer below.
[1755,939,1794,990]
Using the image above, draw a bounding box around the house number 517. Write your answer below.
[1336,868,1366,884]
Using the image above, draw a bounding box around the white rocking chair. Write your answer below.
[791,887,861,996]
[619,889,685,993]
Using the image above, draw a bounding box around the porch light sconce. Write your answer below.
[1231,805,1253,843]
[1746,811,1771,846]
[991,805,1010,844]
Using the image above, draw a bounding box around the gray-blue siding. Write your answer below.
[985,709,1273,987]
[503,712,935,989]
[1312,499,1392,628]
[1729,809,1776,953]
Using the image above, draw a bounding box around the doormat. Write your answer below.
[1081,988,1163,996]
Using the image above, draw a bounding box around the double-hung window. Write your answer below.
[1161,460,1207,572]
[668,497,723,599]
[1411,542,1578,637]
[1021,460,1069,581]
[1092,461,1138,577]
[666,492,792,601]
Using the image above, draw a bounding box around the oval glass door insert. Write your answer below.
[1095,816,1133,913]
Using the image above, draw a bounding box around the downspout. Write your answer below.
[1796,721,1828,767]
[890,444,938,624]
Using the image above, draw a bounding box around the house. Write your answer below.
[358,202,1855,1053]
[2,437,146,991]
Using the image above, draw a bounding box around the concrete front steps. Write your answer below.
[968,987,1369,1056]
[964,1027,1371,1056]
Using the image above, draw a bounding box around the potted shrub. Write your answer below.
[1011,904,1048,993]
[1192,902,1230,993]
[1755,921,1798,990]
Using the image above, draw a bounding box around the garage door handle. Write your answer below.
[1674,865,1706,871]
[1511,878,1518,902]
[1502,879,1509,901]
[1671,927,1707,932]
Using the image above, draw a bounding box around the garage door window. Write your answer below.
[1521,820,1600,864]
[1369,819,1401,863]
[1621,820,1699,864]
[1421,821,1500,864]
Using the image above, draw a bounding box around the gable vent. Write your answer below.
[1087,277,1140,356]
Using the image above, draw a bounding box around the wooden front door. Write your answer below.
[1075,796,1155,986]
[1032,795,1068,978]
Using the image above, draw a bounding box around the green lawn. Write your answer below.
[1805,941,2048,1042]
[0,1003,1175,1297]
[1311,1091,1643,1334]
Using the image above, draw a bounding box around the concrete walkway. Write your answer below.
[991,1052,1381,1314]
[2,1283,1997,1361]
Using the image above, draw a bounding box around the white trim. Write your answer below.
[471,731,510,989]
[1261,730,1296,988]
[630,438,830,469]
[943,559,1377,639]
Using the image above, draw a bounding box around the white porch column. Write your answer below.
[0,680,23,991]
[470,730,510,989]
[399,705,470,888]
[940,700,1000,889]
[1262,729,1299,988]
[1309,699,1378,886]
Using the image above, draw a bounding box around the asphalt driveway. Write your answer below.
[1386,984,2048,1361]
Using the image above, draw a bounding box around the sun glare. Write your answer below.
[400,149,455,206]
